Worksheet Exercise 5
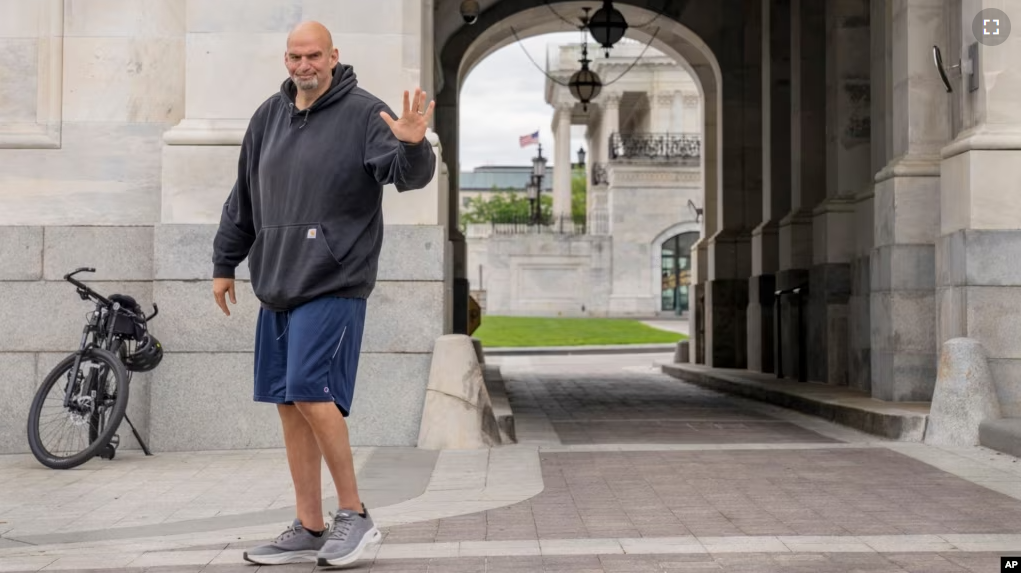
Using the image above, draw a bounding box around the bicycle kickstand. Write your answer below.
[122,413,153,456]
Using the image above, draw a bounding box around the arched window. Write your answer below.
[660,232,699,313]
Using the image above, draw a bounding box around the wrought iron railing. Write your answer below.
[609,132,701,161]
[591,163,609,185]
[488,214,587,236]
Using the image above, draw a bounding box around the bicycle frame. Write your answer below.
[60,267,158,410]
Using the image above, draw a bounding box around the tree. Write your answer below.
[460,185,552,225]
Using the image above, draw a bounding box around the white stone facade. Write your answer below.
[465,40,703,317]
[1,0,1018,453]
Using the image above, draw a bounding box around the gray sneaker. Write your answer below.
[243,518,327,565]
[316,505,381,568]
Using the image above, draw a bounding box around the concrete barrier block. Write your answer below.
[418,335,500,450]
[674,340,690,363]
[925,338,1001,447]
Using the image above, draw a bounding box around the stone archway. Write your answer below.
[435,0,760,342]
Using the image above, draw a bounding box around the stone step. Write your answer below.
[483,364,515,443]
[661,363,930,441]
[979,417,1021,457]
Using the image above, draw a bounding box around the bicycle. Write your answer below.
[26,267,163,469]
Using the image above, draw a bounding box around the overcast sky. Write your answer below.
[458,32,588,172]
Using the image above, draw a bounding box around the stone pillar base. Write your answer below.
[692,282,706,364]
[746,274,776,373]
[807,262,851,384]
[848,253,872,391]
[936,229,1021,417]
[161,144,240,224]
[870,241,937,402]
[705,279,748,368]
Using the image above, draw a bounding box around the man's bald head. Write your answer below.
[284,21,339,95]
[287,21,333,51]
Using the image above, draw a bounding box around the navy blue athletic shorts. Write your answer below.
[253,296,367,416]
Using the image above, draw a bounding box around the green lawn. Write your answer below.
[472,315,687,347]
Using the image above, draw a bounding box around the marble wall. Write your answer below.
[465,164,700,318]
[607,164,703,315]
[469,234,613,317]
[0,0,185,225]
[0,224,449,453]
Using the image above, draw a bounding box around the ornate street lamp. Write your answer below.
[526,177,539,225]
[531,144,547,225]
[577,146,586,167]
[588,0,628,57]
[532,143,547,179]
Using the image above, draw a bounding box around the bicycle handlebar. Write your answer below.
[65,267,110,306]
[63,267,159,323]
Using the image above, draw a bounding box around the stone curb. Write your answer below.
[484,343,680,356]
[661,363,930,441]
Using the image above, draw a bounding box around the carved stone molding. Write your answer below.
[683,94,700,107]
[612,168,702,184]
[656,93,675,106]
[600,92,622,107]
[0,0,63,149]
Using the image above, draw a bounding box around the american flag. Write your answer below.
[519,131,539,148]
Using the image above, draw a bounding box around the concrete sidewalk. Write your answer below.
[0,352,1017,573]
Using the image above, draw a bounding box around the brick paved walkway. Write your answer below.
[0,353,1017,572]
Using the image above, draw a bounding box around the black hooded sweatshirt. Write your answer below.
[211,64,437,312]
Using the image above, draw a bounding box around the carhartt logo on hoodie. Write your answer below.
[307,228,317,239]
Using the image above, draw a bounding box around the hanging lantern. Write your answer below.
[588,0,628,57]
[568,41,602,112]
[569,66,602,111]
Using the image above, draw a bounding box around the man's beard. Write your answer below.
[294,74,319,91]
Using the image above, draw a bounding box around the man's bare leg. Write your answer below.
[277,404,327,531]
[294,401,362,512]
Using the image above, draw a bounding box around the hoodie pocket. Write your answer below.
[247,223,343,308]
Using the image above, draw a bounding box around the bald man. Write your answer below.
[211,21,436,568]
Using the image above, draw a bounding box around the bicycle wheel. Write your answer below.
[27,348,129,469]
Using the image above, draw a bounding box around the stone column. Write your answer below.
[775,0,826,379]
[848,0,888,392]
[705,0,762,369]
[161,0,428,225]
[682,94,701,135]
[690,74,718,365]
[870,0,948,401]
[748,0,791,373]
[552,104,573,220]
[670,90,684,132]
[654,92,674,132]
[806,0,871,386]
[0,0,184,225]
[937,1,1021,416]
[601,93,621,161]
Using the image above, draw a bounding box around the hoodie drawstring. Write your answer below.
[287,103,311,129]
